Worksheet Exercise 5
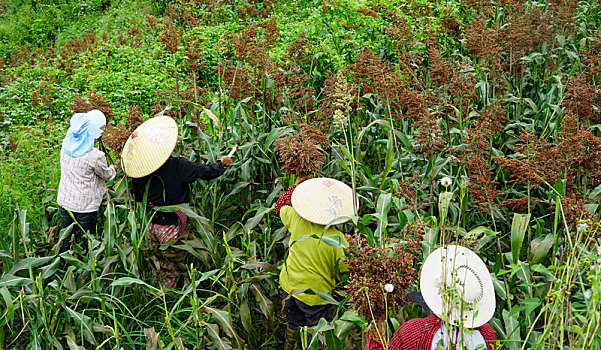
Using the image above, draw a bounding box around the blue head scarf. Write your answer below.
[62,110,106,158]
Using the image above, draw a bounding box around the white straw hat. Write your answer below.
[121,116,178,178]
[420,245,495,328]
[291,177,356,225]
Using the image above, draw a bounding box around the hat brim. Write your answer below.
[121,116,178,178]
[291,177,357,225]
[420,245,495,328]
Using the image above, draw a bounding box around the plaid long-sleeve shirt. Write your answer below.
[57,148,116,213]
[365,315,497,350]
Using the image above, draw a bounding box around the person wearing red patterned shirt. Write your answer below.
[365,245,497,350]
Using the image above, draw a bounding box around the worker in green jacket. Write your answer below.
[275,177,356,349]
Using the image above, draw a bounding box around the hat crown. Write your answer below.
[121,116,178,178]
[421,245,496,328]
[447,265,484,306]
[291,177,356,225]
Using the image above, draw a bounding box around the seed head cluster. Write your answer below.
[273,123,328,177]
[345,223,422,327]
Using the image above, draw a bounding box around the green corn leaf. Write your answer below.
[308,317,335,350]
[155,203,203,222]
[200,306,245,349]
[377,132,394,192]
[250,284,274,329]
[244,206,273,232]
[335,159,353,177]
[553,179,564,196]
[110,277,163,296]
[173,240,210,265]
[511,213,531,263]
[0,274,32,288]
[200,306,236,338]
[324,329,344,350]
[488,317,505,339]
[8,256,54,275]
[373,192,392,242]
[40,257,61,280]
[502,308,521,350]
[201,321,232,350]
[103,200,116,254]
[422,224,439,258]
[65,306,96,345]
[530,234,554,264]
[0,287,14,326]
[239,299,252,334]
[240,261,279,273]
[293,234,347,249]
[515,261,533,298]
[9,214,20,268]
[356,119,392,162]
[492,273,508,300]
[522,298,541,317]
[588,183,601,200]
[264,126,286,149]
[30,328,41,350]
[224,181,252,199]
[64,329,84,350]
[438,191,453,227]
[60,254,91,271]
[289,288,339,305]
[334,310,365,340]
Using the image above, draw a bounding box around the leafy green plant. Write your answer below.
[0,123,64,232]
[2,0,601,349]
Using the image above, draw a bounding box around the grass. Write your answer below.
[1,0,601,349]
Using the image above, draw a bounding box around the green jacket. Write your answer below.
[279,205,348,306]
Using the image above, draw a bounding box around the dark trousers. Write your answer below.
[282,291,333,347]
[59,207,97,253]
[282,291,333,330]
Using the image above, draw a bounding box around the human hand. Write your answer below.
[220,156,232,167]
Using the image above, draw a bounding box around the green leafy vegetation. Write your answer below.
[1,0,601,349]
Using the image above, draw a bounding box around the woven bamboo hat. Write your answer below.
[121,116,178,178]
[420,245,496,328]
[291,177,356,225]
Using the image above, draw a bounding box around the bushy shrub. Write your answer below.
[0,122,64,231]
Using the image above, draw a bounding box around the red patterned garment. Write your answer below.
[275,185,297,217]
[147,219,187,288]
[365,315,497,350]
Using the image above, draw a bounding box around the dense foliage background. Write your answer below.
[1,0,601,349]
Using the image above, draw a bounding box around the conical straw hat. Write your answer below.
[420,245,496,328]
[121,116,178,178]
[291,177,356,225]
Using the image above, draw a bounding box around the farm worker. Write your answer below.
[57,109,116,253]
[365,245,498,350]
[275,177,355,350]
[121,115,231,288]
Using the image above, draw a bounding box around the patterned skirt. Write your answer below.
[147,222,188,288]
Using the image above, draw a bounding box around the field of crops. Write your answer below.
[1,0,600,349]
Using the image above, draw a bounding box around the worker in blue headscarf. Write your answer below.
[57,110,116,253]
